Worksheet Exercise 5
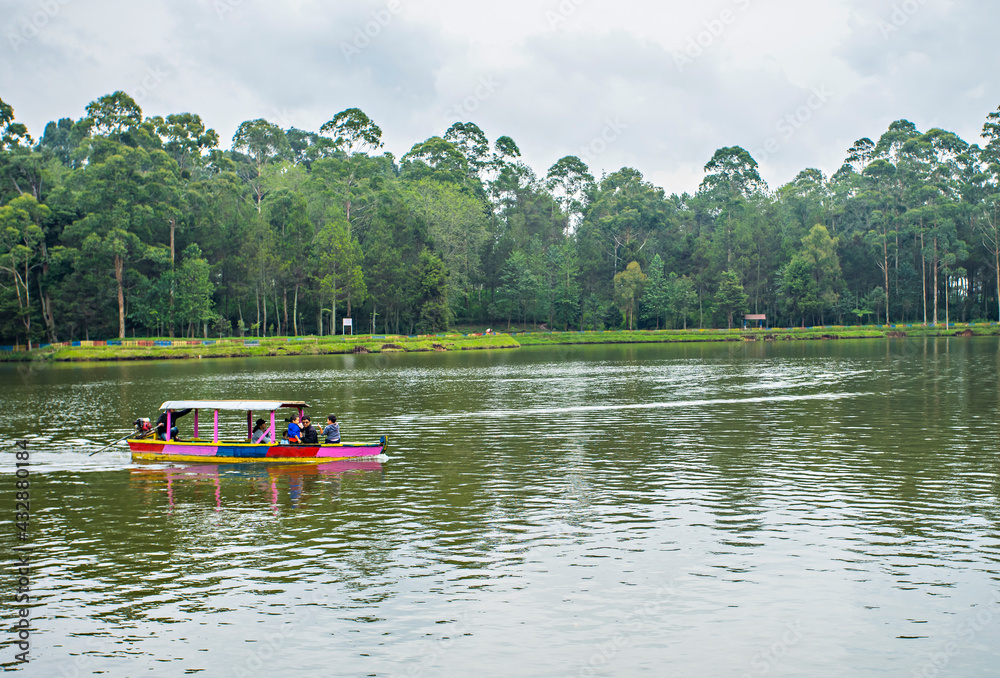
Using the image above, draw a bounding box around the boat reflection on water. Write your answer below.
[130,459,384,511]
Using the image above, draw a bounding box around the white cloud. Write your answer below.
[1,0,997,194]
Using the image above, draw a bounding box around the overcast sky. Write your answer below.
[1,0,997,194]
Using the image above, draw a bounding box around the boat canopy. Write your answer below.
[159,400,309,412]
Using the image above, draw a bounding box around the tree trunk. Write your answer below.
[932,238,939,326]
[283,287,288,336]
[883,235,890,325]
[40,287,57,342]
[114,253,125,339]
[169,218,176,338]
[920,232,927,325]
[945,272,950,328]
[293,284,299,337]
[38,262,57,342]
[994,234,999,323]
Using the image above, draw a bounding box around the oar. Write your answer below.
[88,428,149,456]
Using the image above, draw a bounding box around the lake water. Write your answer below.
[2,339,1000,676]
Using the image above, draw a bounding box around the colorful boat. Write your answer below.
[127,400,387,463]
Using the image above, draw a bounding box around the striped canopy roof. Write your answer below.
[159,400,309,411]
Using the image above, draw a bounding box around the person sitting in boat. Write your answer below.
[156,408,192,441]
[323,415,341,444]
[284,414,302,443]
[300,416,319,444]
[251,418,273,444]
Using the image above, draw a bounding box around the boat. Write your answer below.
[127,400,387,463]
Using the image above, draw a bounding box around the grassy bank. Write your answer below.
[2,334,519,362]
[3,323,997,363]
[513,323,1000,346]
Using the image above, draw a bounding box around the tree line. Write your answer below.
[2,91,1000,346]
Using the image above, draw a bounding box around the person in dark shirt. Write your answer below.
[156,408,192,441]
[300,416,319,444]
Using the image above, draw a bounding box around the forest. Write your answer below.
[2,91,1000,346]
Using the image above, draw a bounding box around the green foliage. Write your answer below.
[613,261,647,331]
[415,250,451,333]
[7,97,1000,346]
[715,270,748,329]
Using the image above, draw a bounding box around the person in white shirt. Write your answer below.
[251,418,273,444]
[323,415,341,443]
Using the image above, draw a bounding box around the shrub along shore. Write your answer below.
[1,324,997,363]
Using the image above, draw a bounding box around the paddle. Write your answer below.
[88,427,152,456]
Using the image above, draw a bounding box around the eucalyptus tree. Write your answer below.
[319,107,384,229]
[401,137,470,185]
[975,196,1000,321]
[845,137,876,174]
[149,113,219,177]
[640,253,670,329]
[415,250,451,333]
[699,146,767,199]
[85,91,143,139]
[38,118,76,167]
[266,188,313,335]
[798,224,843,324]
[545,155,594,232]
[979,109,1000,319]
[583,168,666,276]
[0,195,50,346]
[403,178,488,322]
[496,250,537,328]
[861,159,898,323]
[444,121,490,189]
[696,147,768,314]
[715,269,748,329]
[0,98,46,202]
[231,118,290,212]
[173,243,215,337]
[548,241,581,330]
[613,261,647,331]
[671,274,698,330]
[285,127,338,169]
[312,210,365,335]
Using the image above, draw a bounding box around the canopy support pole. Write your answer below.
[193,410,199,439]
[213,410,219,443]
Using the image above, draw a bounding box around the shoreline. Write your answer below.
[1,324,996,363]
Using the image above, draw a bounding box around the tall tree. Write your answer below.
[613,261,647,331]
[715,270,748,329]
[319,108,384,228]
[415,250,451,333]
[0,195,50,346]
[232,119,290,212]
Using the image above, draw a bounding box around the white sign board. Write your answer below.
[342,318,352,327]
